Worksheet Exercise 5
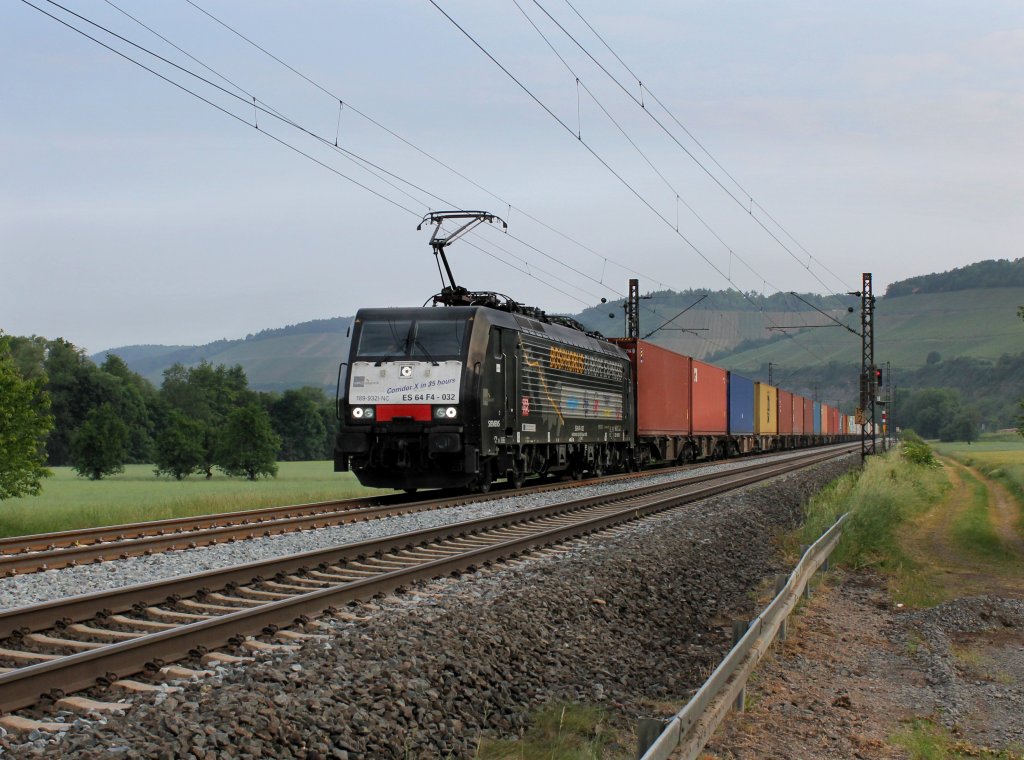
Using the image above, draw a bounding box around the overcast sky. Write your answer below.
[3,1,1022,354]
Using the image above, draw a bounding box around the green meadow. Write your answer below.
[0,462,386,539]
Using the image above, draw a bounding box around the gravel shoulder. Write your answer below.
[702,458,1024,760]
[701,571,1024,759]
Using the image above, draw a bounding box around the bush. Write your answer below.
[901,439,941,468]
[801,449,949,569]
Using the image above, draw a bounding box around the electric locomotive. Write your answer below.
[334,210,635,492]
[334,300,635,491]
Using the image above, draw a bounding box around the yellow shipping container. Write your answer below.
[754,382,777,435]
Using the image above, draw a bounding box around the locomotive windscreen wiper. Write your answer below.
[413,339,440,366]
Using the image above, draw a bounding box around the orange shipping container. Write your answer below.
[755,383,777,435]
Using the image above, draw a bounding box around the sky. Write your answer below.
[2,0,1023,354]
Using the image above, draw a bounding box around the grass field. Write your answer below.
[0,462,387,539]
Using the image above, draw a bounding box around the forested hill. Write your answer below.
[885,258,1024,297]
[95,317,352,391]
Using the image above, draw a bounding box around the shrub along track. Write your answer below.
[0,445,854,730]
[0,448,842,577]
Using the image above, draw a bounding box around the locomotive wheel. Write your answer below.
[507,468,526,490]
[473,465,493,494]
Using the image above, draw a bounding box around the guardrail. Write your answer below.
[638,513,849,760]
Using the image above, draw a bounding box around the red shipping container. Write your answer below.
[791,394,805,434]
[832,408,840,435]
[691,359,728,435]
[777,389,794,435]
[610,339,690,436]
[803,397,815,434]
[821,404,831,435]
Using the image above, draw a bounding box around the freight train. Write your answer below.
[334,296,857,492]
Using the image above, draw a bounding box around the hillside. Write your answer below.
[717,287,1024,373]
[97,262,1023,425]
[95,317,352,392]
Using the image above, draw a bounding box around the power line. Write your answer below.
[22,0,422,218]
[19,0,629,315]
[428,0,826,365]
[511,0,785,297]
[176,0,816,360]
[179,0,676,294]
[532,0,852,298]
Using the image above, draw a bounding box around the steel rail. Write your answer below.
[0,445,852,576]
[0,457,709,575]
[0,445,854,638]
[0,446,854,714]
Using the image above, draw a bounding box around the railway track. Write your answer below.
[0,447,837,576]
[0,444,855,720]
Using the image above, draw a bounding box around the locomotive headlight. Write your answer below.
[444,406,458,418]
[352,407,364,419]
[434,407,447,419]
[351,406,374,420]
[363,407,374,419]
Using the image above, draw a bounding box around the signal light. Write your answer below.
[875,368,883,388]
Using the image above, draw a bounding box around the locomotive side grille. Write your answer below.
[520,337,626,421]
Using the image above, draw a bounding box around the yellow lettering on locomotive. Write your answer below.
[549,346,585,374]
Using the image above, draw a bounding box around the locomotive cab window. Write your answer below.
[355,316,468,360]
[356,320,413,358]
[410,319,467,359]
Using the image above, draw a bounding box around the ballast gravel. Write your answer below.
[2,455,858,759]
[0,447,842,611]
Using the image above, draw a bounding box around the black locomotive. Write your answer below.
[334,301,635,491]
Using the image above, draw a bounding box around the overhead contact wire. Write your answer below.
[429,0,826,363]
[531,0,850,298]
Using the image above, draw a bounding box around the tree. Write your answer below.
[0,335,53,499]
[40,341,158,466]
[268,388,329,461]
[160,361,256,477]
[926,351,941,365]
[939,411,979,443]
[71,403,129,480]
[215,404,281,480]
[899,388,962,439]
[153,413,207,479]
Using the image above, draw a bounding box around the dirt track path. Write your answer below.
[960,460,1024,557]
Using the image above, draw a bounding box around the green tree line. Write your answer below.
[1,334,340,492]
[885,257,1024,298]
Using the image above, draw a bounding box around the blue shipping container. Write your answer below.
[728,373,755,435]
[812,401,822,434]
